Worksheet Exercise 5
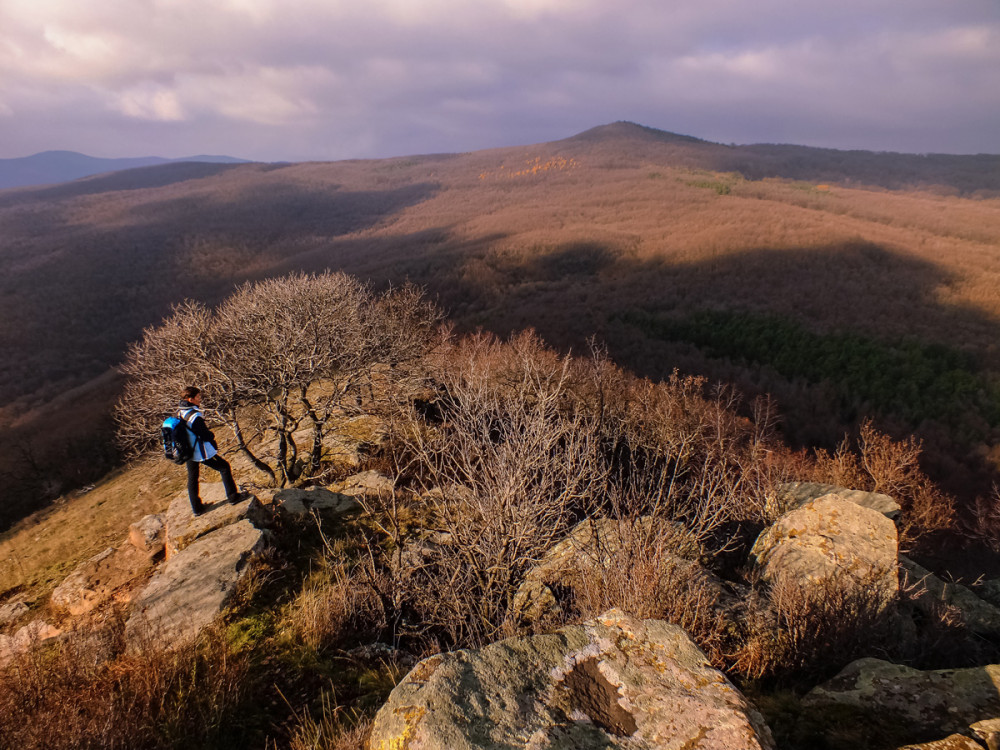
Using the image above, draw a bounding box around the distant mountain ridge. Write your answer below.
[0,150,250,190]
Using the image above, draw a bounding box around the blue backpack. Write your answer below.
[161,411,195,464]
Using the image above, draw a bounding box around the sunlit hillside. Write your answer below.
[2,122,999,525]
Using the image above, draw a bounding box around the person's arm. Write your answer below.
[188,412,218,449]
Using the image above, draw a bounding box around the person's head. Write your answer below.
[182,386,202,405]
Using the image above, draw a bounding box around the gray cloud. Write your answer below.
[0,0,997,160]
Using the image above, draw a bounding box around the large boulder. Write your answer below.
[125,520,269,649]
[900,556,1000,637]
[778,481,901,519]
[805,657,1000,735]
[50,543,156,616]
[511,517,727,625]
[368,610,775,750]
[163,484,269,558]
[751,493,898,605]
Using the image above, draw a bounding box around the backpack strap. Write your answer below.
[179,407,205,455]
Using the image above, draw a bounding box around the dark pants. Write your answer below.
[186,455,239,512]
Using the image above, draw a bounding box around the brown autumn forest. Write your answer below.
[1,121,999,531]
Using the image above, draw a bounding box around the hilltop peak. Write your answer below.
[565,121,709,145]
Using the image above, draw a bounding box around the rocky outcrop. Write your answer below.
[50,543,156,616]
[0,619,62,666]
[125,519,269,649]
[805,658,1000,735]
[752,493,898,605]
[778,481,901,519]
[900,556,1000,637]
[512,517,723,624]
[129,513,166,557]
[163,484,269,558]
[273,486,360,517]
[368,610,775,750]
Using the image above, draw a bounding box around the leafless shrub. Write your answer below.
[812,419,953,548]
[612,374,783,545]
[969,484,1000,553]
[569,517,730,664]
[390,331,606,646]
[116,272,441,486]
[731,568,896,680]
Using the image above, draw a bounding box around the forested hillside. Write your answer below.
[1,122,999,526]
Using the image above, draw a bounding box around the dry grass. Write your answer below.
[732,568,897,681]
[0,455,180,600]
[0,620,251,750]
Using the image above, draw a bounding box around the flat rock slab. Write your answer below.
[752,494,898,602]
[273,487,360,516]
[164,484,269,558]
[328,470,394,497]
[805,657,1000,735]
[778,481,901,519]
[369,610,775,750]
[126,520,268,649]
[900,556,1000,637]
[50,543,156,616]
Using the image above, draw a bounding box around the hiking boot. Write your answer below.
[227,491,251,505]
[191,503,206,516]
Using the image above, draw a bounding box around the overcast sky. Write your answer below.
[1,0,998,161]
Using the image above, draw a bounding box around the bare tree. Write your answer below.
[115,272,441,485]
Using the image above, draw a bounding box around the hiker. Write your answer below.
[179,386,245,515]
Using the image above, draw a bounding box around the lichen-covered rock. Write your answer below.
[512,517,723,625]
[163,484,269,558]
[368,610,775,750]
[752,494,898,605]
[897,735,988,749]
[126,520,268,649]
[900,556,1000,637]
[805,658,1000,735]
[50,543,156,616]
[273,486,360,517]
[129,513,166,557]
[778,481,901,519]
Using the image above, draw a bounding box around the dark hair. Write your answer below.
[181,386,201,401]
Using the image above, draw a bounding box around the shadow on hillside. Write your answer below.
[323,231,1000,502]
[0,180,441,405]
[0,162,247,209]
